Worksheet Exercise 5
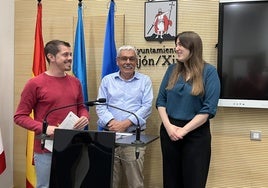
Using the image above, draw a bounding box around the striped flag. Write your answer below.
[102,0,118,78]
[73,2,88,102]
[26,2,46,188]
[0,129,6,175]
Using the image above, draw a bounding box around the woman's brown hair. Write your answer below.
[166,31,205,96]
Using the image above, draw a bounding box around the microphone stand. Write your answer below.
[103,104,143,144]
[40,98,107,150]
[40,101,85,150]
[94,99,159,159]
[99,103,144,159]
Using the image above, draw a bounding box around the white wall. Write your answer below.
[0,0,14,187]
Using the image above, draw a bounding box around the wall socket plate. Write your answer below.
[250,130,262,141]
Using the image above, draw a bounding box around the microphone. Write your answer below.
[84,98,106,106]
[99,102,143,159]
[40,98,106,150]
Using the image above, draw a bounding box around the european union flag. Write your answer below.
[102,0,119,78]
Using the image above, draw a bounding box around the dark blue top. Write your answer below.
[156,63,220,120]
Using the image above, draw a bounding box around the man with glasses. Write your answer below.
[96,45,153,188]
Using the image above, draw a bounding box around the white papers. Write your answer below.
[45,111,79,152]
[116,132,133,140]
[59,111,79,129]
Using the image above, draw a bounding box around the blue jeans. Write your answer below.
[34,153,52,188]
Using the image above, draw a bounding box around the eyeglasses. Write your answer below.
[118,56,137,62]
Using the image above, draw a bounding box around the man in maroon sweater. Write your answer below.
[14,40,89,188]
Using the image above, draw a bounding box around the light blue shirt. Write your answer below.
[96,71,153,132]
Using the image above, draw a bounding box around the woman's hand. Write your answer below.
[165,123,185,141]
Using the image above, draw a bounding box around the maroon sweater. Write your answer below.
[14,73,89,153]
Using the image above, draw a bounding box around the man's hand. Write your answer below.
[73,116,89,130]
[107,119,132,132]
[46,125,58,136]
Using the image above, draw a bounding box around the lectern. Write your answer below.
[49,129,116,188]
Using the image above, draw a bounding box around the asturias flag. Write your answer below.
[102,0,118,78]
[73,3,88,102]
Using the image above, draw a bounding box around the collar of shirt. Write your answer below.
[114,71,141,82]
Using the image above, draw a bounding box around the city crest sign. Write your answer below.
[144,0,177,43]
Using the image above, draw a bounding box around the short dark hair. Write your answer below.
[44,40,71,63]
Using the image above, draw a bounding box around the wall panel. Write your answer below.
[14,0,268,187]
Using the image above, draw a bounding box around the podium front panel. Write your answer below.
[49,129,115,188]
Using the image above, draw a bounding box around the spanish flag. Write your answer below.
[26,1,46,187]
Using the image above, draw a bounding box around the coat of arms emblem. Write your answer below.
[144,0,177,42]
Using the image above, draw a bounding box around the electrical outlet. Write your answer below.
[250,130,262,141]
